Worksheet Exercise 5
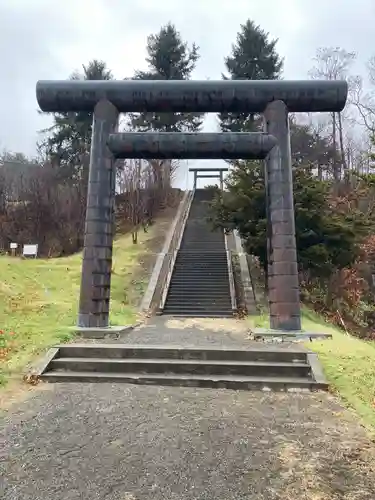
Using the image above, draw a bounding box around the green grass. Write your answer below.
[248,307,375,432]
[0,230,154,384]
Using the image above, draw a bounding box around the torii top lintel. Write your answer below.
[36,79,348,114]
[188,168,229,172]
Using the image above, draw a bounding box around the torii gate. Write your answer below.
[189,167,228,191]
[36,79,347,332]
[188,167,228,190]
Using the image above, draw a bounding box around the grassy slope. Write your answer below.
[248,307,375,432]
[0,228,158,383]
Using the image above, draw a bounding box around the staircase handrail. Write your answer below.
[159,189,194,309]
[224,232,237,312]
[139,189,193,314]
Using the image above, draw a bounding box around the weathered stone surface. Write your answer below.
[108,132,277,160]
[269,219,296,236]
[270,314,302,331]
[91,299,110,314]
[269,261,299,276]
[78,100,118,328]
[264,100,301,331]
[83,233,113,248]
[269,209,296,223]
[267,182,295,198]
[268,302,301,316]
[84,221,113,235]
[270,247,298,261]
[85,207,113,221]
[90,286,111,300]
[87,168,113,184]
[83,247,112,259]
[36,79,348,113]
[91,273,111,287]
[78,312,108,328]
[268,196,295,210]
[268,275,299,290]
[271,234,297,248]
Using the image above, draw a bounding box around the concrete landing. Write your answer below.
[120,317,308,349]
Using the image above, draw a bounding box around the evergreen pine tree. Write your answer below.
[130,23,204,132]
[220,20,283,132]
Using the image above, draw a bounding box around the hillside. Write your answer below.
[0,209,177,386]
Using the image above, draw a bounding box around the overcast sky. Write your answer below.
[1,0,374,187]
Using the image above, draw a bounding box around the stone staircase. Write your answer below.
[40,343,327,391]
[162,189,234,317]
[36,188,328,393]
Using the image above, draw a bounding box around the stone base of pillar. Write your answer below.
[71,324,140,340]
[252,328,332,342]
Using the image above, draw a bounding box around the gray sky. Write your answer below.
[1,0,374,187]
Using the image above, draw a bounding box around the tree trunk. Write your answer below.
[332,112,340,182]
[318,164,323,181]
[337,112,347,175]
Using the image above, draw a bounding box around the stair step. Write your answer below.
[164,307,232,311]
[162,312,234,317]
[168,283,230,287]
[171,272,229,275]
[168,284,230,288]
[163,305,232,310]
[164,302,232,307]
[169,278,229,282]
[50,358,311,377]
[174,262,228,265]
[170,278,229,282]
[167,292,230,296]
[166,292,230,295]
[56,344,308,362]
[168,286,229,289]
[173,266,228,269]
[165,299,231,304]
[173,266,229,270]
[176,255,227,259]
[166,292,231,296]
[41,371,323,391]
[168,289,229,292]
[178,250,226,253]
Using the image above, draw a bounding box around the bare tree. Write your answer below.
[0,160,86,255]
[349,73,375,134]
[309,47,356,181]
[116,157,179,243]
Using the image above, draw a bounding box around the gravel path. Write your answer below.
[116,317,306,350]
[1,384,375,500]
[2,317,374,499]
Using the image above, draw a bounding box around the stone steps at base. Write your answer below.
[41,371,326,391]
[161,312,234,317]
[56,344,308,362]
[164,299,231,304]
[49,357,311,377]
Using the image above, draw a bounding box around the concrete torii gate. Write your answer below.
[36,79,348,333]
[188,167,228,190]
